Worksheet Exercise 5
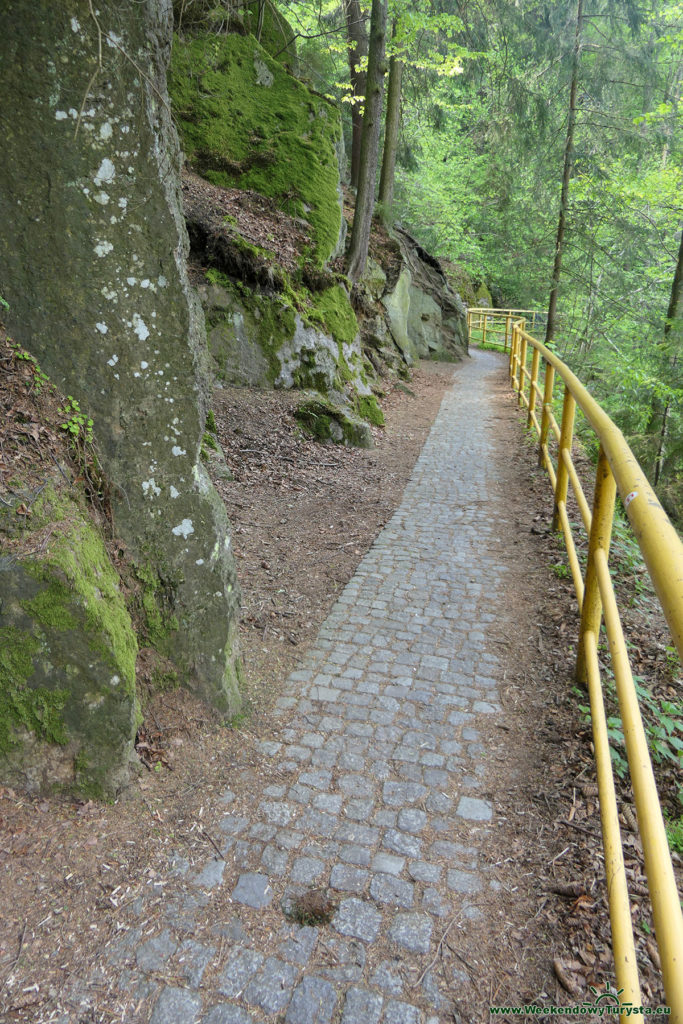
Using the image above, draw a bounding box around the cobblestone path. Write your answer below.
[107,350,516,1024]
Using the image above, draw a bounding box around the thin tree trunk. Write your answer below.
[345,0,368,189]
[545,0,583,346]
[653,225,683,484]
[346,0,388,283]
[378,19,403,225]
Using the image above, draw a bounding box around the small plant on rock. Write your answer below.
[58,396,94,447]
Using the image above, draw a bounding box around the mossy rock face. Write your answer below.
[475,282,493,306]
[242,0,297,71]
[199,276,374,430]
[362,258,388,301]
[295,394,373,449]
[169,32,343,265]
[173,0,297,70]
[0,484,138,798]
[0,1,242,718]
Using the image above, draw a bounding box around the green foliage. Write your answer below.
[58,396,93,446]
[577,674,682,782]
[551,562,570,580]
[12,342,51,394]
[665,814,683,855]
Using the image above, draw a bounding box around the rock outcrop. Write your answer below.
[390,228,469,363]
[0,0,243,793]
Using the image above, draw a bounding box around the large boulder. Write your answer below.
[0,1,242,716]
[201,277,369,391]
[393,228,468,361]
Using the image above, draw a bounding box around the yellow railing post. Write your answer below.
[527,346,541,429]
[482,310,487,348]
[505,313,511,352]
[583,630,642,1014]
[517,332,528,407]
[552,386,576,532]
[576,448,616,684]
[509,323,516,383]
[539,361,555,469]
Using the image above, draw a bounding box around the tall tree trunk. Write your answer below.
[346,0,388,283]
[545,0,583,346]
[345,0,368,189]
[378,19,403,225]
[653,223,683,485]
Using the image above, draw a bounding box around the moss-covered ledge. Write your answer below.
[0,482,139,798]
[170,31,344,266]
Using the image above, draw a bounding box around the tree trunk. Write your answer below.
[652,224,683,484]
[346,0,388,283]
[378,19,403,225]
[345,0,368,189]
[545,0,583,346]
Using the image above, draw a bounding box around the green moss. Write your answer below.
[295,396,372,448]
[242,0,297,69]
[169,32,342,265]
[135,564,180,650]
[27,490,137,695]
[475,281,493,306]
[23,580,79,630]
[305,285,358,345]
[206,268,232,289]
[0,627,69,753]
[72,751,110,802]
[356,394,385,427]
[151,667,180,692]
[206,409,217,433]
[206,273,299,384]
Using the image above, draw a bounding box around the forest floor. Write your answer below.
[0,355,678,1022]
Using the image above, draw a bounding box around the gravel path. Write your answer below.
[107,349,514,1024]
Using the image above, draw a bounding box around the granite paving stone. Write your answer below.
[218,947,265,998]
[369,873,414,908]
[333,898,382,942]
[371,961,404,996]
[136,930,177,973]
[341,986,383,1024]
[383,1000,423,1024]
[243,957,298,1014]
[200,1007,256,1024]
[176,939,216,988]
[149,987,202,1024]
[285,976,338,1023]
[389,913,433,954]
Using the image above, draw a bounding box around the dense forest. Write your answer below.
[269,0,683,521]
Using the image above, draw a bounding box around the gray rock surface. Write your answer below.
[0,0,242,718]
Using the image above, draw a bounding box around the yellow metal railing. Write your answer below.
[467,307,545,349]
[478,313,683,1020]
